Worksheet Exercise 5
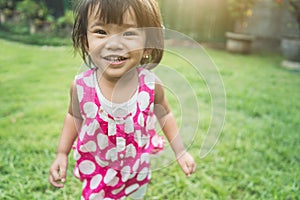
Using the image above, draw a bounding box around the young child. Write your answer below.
[49,0,196,199]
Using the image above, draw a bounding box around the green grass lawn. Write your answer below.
[0,38,299,199]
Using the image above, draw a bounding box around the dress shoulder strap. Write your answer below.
[137,67,156,113]
[74,69,98,119]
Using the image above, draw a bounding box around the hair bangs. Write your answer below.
[89,0,130,25]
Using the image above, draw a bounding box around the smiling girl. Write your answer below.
[49,0,196,199]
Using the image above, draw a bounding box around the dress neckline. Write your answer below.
[93,68,141,119]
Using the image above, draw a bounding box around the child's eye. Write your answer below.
[123,31,137,36]
[96,29,107,35]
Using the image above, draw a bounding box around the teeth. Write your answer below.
[105,56,126,62]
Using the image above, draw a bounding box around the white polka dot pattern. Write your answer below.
[83,76,94,88]
[87,120,99,136]
[137,167,149,181]
[137,91,150,111]
[83,102,98,118]
[125,183,139,195]
[78,160,96,175]
[97,134,108,150]
[73,68,164,199]
[104,169,117,184]
[80,141,97,152]
[76,85,84,102]
[90,174,102,190]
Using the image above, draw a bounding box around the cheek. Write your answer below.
[87,40,104,54]
[125,36,146,51]
[86,32,102,52]
[131,50,145,64]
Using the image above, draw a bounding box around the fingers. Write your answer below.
[182,164,191,177]
[49,174,64,188]
[188,162,197,176]
[59,166,67,182]
[177,153,197,177]
[182,162,196,177]
[49,154,68,188]
[49,164,67,188]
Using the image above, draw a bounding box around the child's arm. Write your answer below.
[49,82,82,188]
[154,80,196,176]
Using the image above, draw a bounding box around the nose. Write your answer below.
[104,33,123,51]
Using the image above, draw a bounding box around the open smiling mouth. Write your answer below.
[103,55,128,62]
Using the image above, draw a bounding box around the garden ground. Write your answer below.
[0,39,299,199]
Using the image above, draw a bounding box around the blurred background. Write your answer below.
[1,1,299,199]
[0,0,299,53]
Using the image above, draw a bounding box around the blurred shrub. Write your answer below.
[16,0,48,21]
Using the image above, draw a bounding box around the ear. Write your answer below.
[143,49,152,58]
[141,49,153,66]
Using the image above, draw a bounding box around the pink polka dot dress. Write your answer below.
[73,67,164,199]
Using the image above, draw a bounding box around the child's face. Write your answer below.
[86,7,146,80]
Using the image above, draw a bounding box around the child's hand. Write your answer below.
[176,152,196,177]
[49,153,68,188]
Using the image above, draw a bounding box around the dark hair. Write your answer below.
[72,0,164,69]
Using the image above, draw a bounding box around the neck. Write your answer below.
[96,68,139,103]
